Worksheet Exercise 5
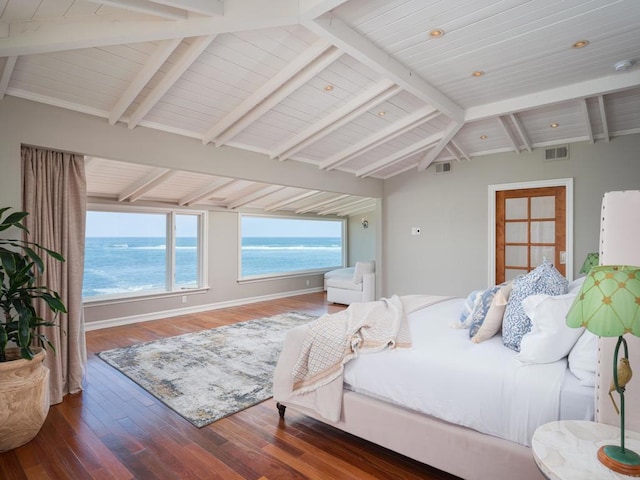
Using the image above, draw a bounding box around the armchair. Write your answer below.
[326,261,375,305]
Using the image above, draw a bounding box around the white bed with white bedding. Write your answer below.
[342,297,593,447]
[274,283,595,480]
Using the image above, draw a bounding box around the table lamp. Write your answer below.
[580,252,600,274]
[566,265,640,476]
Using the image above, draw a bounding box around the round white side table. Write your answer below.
[532,420,640,479]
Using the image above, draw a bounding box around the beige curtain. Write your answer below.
[22,146,87,405]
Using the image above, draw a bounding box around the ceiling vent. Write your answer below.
[434,161,452,174]
[544,145,569,161]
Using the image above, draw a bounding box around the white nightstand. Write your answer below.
[532,420,640,479]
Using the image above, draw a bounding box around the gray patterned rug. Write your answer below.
[98,311,316,427]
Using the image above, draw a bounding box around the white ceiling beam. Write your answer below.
[202,40,332,144]
[451,140,470,162]
[178,178,236,206]
[318,197,370,215]
[118,168,176,202]
[0,0,299,56]
[497,116,520,154]
[273,79,398,160]
[295,194,349,214]
[418,121,463,171]
[299,0,350,20]
[358,132,443,178]
[465,71,640,122]
[227,185,286,209]
[201,39,333,145]
[149,0,224,16]
[88,0,187,20]
[264,190,320,212]
[337,202,377,217]
[0,55,17,100]
[128,35,216,129]
[509,113,532,153]
[208,44,342,146]
[598,95,610,143]
[320,106,438,170]
[304,14,464,123]
[446,145,461,163]
[579,99,594,144]
[109,38,182,125]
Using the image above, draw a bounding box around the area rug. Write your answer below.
[97,311,316,427]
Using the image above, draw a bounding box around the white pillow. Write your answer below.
[568,330,598,386]
[352,261,375,284]
[516,294,584,364]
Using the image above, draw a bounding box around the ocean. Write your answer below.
[83,236,342,298]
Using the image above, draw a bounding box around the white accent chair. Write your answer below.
[326,261,375,305]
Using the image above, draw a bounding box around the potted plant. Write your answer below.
[0,207,67,452]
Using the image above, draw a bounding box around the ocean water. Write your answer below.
[83,236,342,298]
[241,237,342,276]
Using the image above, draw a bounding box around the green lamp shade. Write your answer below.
[566,265,640,337]
[579,252,600,274]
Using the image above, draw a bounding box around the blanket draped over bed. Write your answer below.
[274,294,451,422]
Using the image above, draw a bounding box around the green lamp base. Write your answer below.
[598,445,640,477]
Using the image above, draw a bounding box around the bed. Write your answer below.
[273,283,596,480]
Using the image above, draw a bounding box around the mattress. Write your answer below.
[343,298,594,446]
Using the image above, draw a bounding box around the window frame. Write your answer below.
[238,213,346,283]
[83,203,209,304]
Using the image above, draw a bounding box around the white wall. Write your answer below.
[0,97,383,326]
[382,134,640,298]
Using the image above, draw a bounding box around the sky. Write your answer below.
[86,212,342,237]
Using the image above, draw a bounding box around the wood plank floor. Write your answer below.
[0,292,460,480]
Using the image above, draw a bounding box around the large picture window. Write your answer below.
[83,208,206,299]
[240,215,344,279]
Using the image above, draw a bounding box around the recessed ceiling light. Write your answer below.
[550,122,559,128]
[480,135,488,140]
[324,85,334,92]
[472,70,485,77]
[572,40,589,49]
[377,111,386,117]
[429,29,445,38]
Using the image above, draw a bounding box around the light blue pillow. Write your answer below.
[459,290,482,328]
[468,285,502,338]
[502,260,568,351]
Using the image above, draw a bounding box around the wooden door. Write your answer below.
[495,186,566,284]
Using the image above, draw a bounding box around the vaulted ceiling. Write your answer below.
[1,0,639,213]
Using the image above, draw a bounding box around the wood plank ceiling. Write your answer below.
[1,0,639,214]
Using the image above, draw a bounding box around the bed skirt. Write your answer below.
[279,391,544,480]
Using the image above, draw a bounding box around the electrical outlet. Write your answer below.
[306,280,310,286]
[181,295,187,304]
[411,226,422,235]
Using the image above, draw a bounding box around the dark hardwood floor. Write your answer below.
[0,292,460,480]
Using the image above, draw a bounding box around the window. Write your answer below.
[240,215,344,279]
[83,208,206,299]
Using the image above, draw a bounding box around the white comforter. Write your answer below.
[343,298,568,446]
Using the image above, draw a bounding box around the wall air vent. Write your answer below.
[434,161,452,174]
[544,145,569,161]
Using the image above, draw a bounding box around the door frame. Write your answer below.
[488,178,574,286]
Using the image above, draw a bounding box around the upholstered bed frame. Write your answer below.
[277,190,640,480]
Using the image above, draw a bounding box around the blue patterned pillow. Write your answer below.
[468,285,502,338]
[459,290,482,328]
[502,260,569,351]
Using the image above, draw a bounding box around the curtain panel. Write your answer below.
[22,146,87,404]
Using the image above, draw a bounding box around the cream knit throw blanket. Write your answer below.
[292,295,411,394]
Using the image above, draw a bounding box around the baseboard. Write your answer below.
[84,287,324,331]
